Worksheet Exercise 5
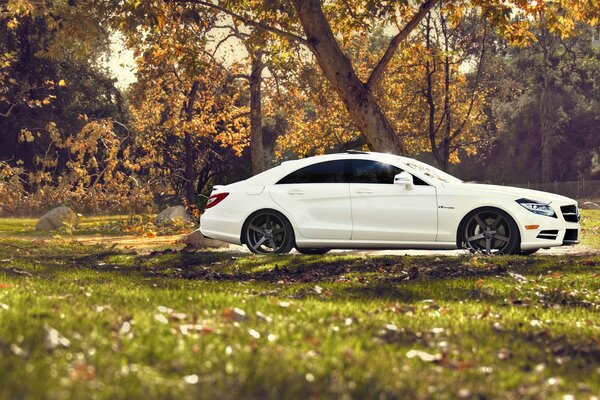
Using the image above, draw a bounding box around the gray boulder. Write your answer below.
[182,230,228,249]
[155,205,194,226]
[36,206,78,231]
[581,201,599,210]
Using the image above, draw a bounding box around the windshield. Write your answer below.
[402,159,462,184]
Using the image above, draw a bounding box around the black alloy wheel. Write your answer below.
[244,210,295,254]
[462,208,520,255]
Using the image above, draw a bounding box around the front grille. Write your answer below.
[537,230,559,240]
[560,205,580,223]
[563,229,579,244]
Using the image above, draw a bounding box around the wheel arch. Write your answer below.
[455,205,522,249]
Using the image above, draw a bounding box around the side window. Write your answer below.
[352,160,401,184]
[351,160,430,185]
[277,160,349,184]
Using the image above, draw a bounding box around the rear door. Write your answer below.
[269,160,352,240]
[350,159,438,242]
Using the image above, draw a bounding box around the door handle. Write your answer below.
[355,189,373,194]
[288,189,304,195]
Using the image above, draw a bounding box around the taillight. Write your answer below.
[205,192,229,209]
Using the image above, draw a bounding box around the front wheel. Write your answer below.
[461,208,520,255]
[243,210,295,254]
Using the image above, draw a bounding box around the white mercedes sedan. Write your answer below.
[200,151,580,255]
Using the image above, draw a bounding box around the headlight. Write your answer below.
[516,198,556,218]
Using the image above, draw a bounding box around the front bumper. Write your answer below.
[519,202,580,251]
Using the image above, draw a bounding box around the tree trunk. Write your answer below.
[292,0,406,154]
[250,51,265,174]
[538,25,554,183]
[184,81,200,206]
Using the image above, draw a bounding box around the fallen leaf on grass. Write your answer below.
[157,305,173,314]
[154,314,169,324]
[256,311,272,323]
[497,348,512,360]
[223,307,247,321]
[508,272,528,283]
[44,326,70,350]
[184,374,199,384]
[248,329,260,339]
[179,324,214,335]
[0,283,13,289]
[406,349,443,362]
[10,344,28,357]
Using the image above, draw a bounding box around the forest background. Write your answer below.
[1,0,599,216]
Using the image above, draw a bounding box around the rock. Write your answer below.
[581,201,599,210]
[155,205,194,226]
[35,206,78,231]
[181,230,228,249]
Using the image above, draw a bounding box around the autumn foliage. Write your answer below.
[1,0,599,215]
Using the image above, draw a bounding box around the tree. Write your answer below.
[175,0,599,156]
[121,2,249,205]
[0,0,139,214]
[485,22,600,183]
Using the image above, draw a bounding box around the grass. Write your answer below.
[0,212,598,399]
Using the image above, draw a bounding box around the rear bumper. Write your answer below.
[199,212,243,245]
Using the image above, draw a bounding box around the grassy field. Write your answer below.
[0,211,598,399]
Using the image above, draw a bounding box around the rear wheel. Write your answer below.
[296,248,330,255]
[461,208,520,255]
[243,210,295,254]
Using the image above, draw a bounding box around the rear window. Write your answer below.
[277,160,349,184]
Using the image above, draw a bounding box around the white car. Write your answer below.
[200,151,580,255]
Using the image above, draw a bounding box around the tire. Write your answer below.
[243,210,295,254]
[460,207,520,255]
[519,249,539,256]
[296,248,330,255]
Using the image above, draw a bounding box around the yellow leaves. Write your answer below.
[6,0,35,17]
[18,129,35,143]
[6,18,19,30]
[58,79,66,87]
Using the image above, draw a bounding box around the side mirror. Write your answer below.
[394,172,414,190]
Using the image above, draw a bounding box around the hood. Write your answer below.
[447,183,575,204]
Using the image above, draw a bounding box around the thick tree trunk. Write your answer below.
[292,0,406,154]
[250,52,265,174]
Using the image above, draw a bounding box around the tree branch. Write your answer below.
[172,0,313,49]
[450,21,488,141]
[366,0,438,89]
[0,103,17,118]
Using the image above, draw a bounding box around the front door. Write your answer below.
[350,160,438,242]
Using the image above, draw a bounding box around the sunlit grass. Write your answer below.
[0,212,598,398]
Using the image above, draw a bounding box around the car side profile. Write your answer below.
[200,151,580,255]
